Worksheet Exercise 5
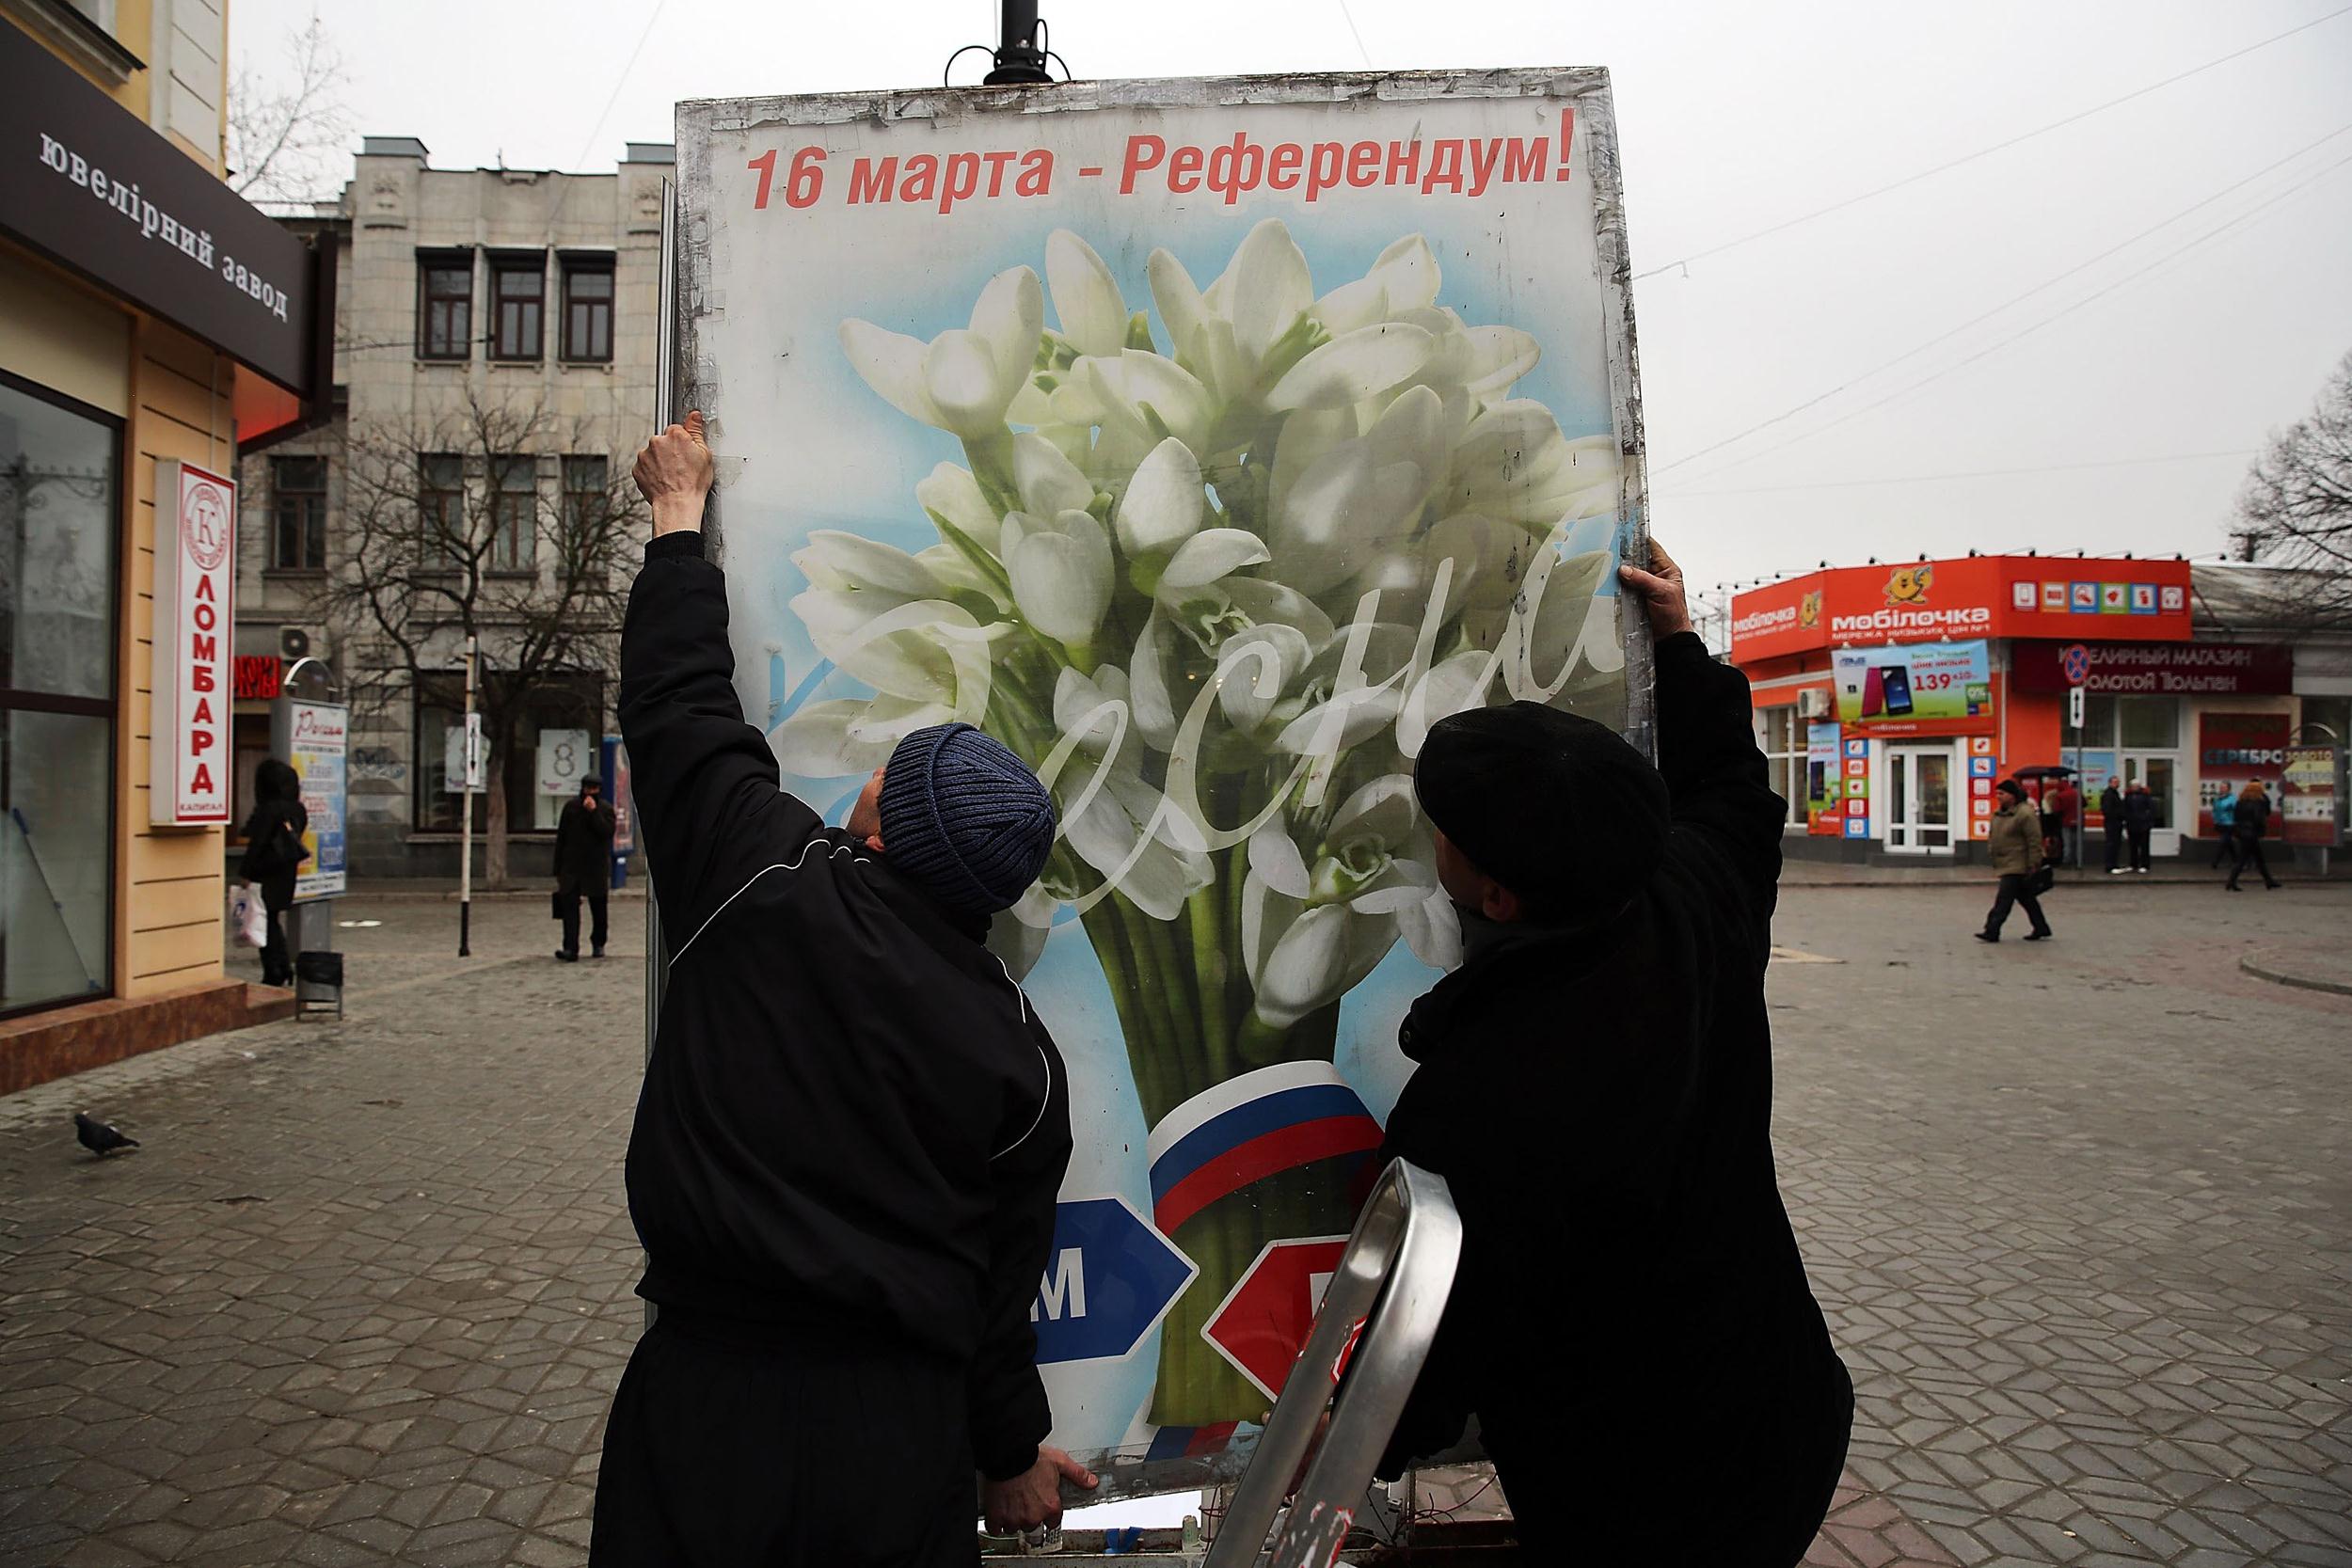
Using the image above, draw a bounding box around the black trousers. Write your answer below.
[591,1313,976,1567]
[560,884,609,956]
[2128,828,2152,872]
[1984,874,2050,937]
[261,904,292,987]
[1482,1362,1852,1566]
[2104,829,2122,871]
[2229,832,2274,887]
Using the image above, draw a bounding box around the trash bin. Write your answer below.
[294,949,343,1020]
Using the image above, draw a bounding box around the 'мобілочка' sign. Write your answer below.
[151,462,235,824]
[1729,556,2194,661]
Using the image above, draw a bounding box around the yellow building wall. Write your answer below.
[14,5,223,176]
[119,315,238,998]
[0,246,132,414]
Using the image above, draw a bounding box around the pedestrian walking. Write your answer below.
[2049,775,2083,867]
[1375,540,1853,1565]
[552,775,616,961]
[234,759,310,988]
[2124,782,2156,874]
[2100,774,2126,874]
[1977,780,2053,942]
[2207,785,2238,869]
[2227,781,2281,891]
[591,414,1093,1566]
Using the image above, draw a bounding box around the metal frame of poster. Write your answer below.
[670,69,1649,1495]
[271,698,348,901]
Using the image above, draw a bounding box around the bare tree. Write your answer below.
[228,11,354,205]
[316,390,644,886]
[2236,348,2352,626]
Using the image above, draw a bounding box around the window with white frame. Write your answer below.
[1759,705,1806,826]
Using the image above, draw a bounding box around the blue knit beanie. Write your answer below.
[877,723,1057,918]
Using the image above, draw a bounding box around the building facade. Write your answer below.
[236,138,668,879]
[1,3,329,1085]
[1729,556,2352,863]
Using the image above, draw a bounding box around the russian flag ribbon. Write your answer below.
[1146,1061,1384,1237]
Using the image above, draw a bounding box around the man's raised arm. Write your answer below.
[619,414,823,940]
[1619,541,1786,921]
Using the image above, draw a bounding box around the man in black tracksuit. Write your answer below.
[552,775,616,960]
[1377,542,1852,1564]
[591,415,1093,1565]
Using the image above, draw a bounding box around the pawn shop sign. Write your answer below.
[1202,1235,1351,1401]
[151,461,236,824]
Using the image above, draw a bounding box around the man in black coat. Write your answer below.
[2100,775,2126,874]
[552,775,616,961]
[2123,782,2157,874]
[590,414,1095,1566]
[1376,542,1851,1565]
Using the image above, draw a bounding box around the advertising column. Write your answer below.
[2280,743,2342,859]
[274,699,348,901]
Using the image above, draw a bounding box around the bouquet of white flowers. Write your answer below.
[775,217,1627,1424]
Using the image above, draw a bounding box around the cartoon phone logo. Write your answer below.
[1883,565,1932,607]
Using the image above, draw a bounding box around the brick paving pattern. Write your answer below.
[1,881,2346,1566]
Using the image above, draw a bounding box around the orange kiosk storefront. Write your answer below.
[1729,557,2201,862]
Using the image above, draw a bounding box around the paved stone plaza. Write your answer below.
[1,880,2346,1567]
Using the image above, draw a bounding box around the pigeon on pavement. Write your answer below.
[74,1113,138,1157]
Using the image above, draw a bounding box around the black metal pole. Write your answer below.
[985,0,1050,84]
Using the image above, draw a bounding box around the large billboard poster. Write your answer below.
[1829,640,1994,736]
[675,71,1646,1485]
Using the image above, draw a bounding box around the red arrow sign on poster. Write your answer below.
[1201,1236,1349,1401]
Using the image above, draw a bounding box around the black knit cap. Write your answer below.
[878,722,1057,918]
[1414,701,1670,914]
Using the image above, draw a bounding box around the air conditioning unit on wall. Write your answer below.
[1797,689,1830,719]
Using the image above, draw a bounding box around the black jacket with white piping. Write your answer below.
[617,530,1071,1481]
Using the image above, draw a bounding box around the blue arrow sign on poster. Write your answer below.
[1030,1195,1198,1366]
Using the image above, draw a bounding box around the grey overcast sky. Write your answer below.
[237,0,2352,607]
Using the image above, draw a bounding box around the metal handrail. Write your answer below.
[1203,1158,1463,1568]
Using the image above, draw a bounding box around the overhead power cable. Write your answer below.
[1631,4,2352,281]
[1657,449,2256,499]
[1661,150,2352,483]
[1652,120,2352,475]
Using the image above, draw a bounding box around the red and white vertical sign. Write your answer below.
[151,460,236,824]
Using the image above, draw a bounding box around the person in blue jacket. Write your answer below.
[2207,785,2237,870]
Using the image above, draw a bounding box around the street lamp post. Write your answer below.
[983,1,1051,84]
[459,633,478,957]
